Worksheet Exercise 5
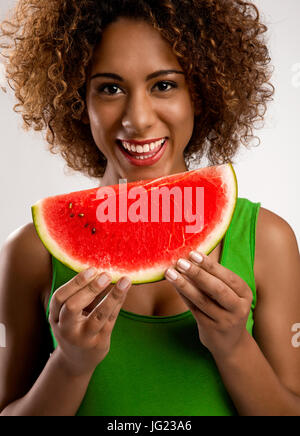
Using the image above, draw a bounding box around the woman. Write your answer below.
[0,0,299,416]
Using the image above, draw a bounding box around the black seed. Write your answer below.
[84,223,89,228]
[78,213,85,217]
[70,213,75,218]
[92,228,96,234]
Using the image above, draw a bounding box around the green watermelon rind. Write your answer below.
[31,163,237,284]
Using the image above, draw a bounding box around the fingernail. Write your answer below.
[177,258,191,271]
[84,267,97,279]
[118,277,131,290]
[189,251,203,264]
[96,273,111,287]
[166,268,178,281]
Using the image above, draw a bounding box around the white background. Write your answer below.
[0,0,300,248]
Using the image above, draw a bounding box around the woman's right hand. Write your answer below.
[48,268,131,377]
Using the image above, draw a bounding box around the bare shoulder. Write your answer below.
[2,222,52,298]
[252,208,300,396]
[255,207,298,252]
[5,221,50,264]
[254,206,299,293]
[0,223,53,411]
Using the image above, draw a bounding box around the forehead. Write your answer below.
[90,17,182,74]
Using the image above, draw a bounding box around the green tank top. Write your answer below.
[45,197,261,416]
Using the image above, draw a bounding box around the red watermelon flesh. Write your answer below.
[31,164,237,283]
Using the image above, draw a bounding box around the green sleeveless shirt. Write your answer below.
[45,197,261,416]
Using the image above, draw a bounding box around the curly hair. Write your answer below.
[0,0,274,179]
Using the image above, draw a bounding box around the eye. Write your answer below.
[96,80,177,96]
[97,84,123,95]
[153,81,177,92]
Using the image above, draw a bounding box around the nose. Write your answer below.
[121,90,156,136]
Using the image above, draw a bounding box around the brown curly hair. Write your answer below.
[0,0,274,179]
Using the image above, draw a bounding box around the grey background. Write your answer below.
[0,0,300,248]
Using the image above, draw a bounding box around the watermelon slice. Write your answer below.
[31,164,237,283]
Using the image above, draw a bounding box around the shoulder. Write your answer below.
[254,206,299,292]
[252,207,300,396]
[256,207,298,251]
[0,223,53,411]
[1,222,52,300]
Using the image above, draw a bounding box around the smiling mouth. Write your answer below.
[116,138,167,158]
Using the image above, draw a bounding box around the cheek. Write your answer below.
[87,102,117,142]
[163,97,194,138]
[88,105,107,130]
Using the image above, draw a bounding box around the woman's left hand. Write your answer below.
[165,251,254,360]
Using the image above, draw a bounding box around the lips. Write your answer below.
[117,138,166,157]
[117,138,168,166]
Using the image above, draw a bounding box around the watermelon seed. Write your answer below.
[70,213,75,218]
[78,213,85,218]
[84,223,89,228]
[92,228,96,234]
[69,203,73,209]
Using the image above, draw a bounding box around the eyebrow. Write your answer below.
[90,69,185,82]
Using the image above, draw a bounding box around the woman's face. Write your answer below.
[85,17,195,185]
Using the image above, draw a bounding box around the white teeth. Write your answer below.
[134,153,156,160]
[121,138,165,154]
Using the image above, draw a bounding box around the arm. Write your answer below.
[0,224,92,416]
[213,208,300,416]
[1,350,93,416]
[0,223,132,416]
[164,207,300,416]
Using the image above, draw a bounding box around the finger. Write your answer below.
[175,258,240,311]
[84,276,131,336]
[49,267,99,323]
[174,283,215,327]
[100,284,130,332]
[165,268,224,321]
[188,251,252,300]
[59,272,112,326]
